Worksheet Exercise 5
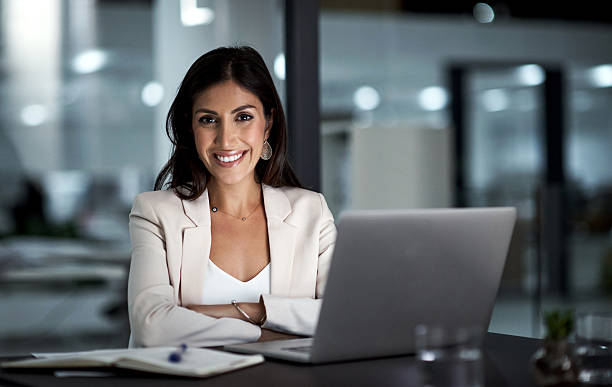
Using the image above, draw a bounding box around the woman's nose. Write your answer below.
[216,121,236,147]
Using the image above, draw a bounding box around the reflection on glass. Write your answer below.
[466,69,542,302]
[567,68,612,297]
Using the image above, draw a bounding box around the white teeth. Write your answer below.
[216,152,243,163]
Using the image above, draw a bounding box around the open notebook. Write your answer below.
[1,347,264,378]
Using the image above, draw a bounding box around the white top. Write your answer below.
[200,259,271,305]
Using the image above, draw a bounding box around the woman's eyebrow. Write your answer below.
[193,104,256,115]
[194,108,217,115]
[231,104,256,114]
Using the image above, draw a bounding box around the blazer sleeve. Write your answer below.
[260,193,337,336]
[128,194,261,347]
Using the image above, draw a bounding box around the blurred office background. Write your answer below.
[0,0,611,354]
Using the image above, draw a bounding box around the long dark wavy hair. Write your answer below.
[154,46,302,200]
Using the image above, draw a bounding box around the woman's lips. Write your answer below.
[213,150,247,167]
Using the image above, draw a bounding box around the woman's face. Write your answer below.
[192,80,271,187]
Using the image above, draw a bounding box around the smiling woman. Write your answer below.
[127,46,337,348]
[192,81,270,186]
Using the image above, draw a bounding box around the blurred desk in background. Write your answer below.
[0,236,130,264]
[0,236,131,356]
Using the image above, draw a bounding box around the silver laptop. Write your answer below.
[224,207,517,363]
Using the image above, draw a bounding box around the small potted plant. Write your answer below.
[531,309,577,386]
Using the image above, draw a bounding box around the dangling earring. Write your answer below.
[261,140,273,160]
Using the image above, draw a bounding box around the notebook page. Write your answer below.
[4,347,264,378]
[32,348,141,359]
[115,347,264,377]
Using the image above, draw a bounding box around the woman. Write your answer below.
[128,46,337,347]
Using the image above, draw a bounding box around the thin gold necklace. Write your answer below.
[211,202,261,222]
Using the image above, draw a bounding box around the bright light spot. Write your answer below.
[21,104,48,126]
[473,3,495,23]
[481,89,509,112]
[517,64,545,86]
[72,49,108,74]
[274,53,285,80]
[419,350,437,362]
[418,86,448,111]
[141,82,164,107]
[353,86,380,111]
[180,0,215,27]
[589,64,612,87]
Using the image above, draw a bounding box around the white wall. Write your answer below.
[351,126,451,210]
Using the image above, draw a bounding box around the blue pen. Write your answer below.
[168,343,188,363]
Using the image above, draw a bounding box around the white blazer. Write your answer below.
[127,184,337,347]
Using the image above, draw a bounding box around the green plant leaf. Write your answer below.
[543,309,574,340]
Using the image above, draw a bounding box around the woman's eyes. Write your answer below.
[236,113,253,122]
[199,116,216,125]
[197,113,253,125]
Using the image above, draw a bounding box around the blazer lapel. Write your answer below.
[179,189,211,306]
[178,185,297,303]
[263,185,297,296]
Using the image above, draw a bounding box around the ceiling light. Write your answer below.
[180,0,215,27]
[72,49,108,74]
[353,86,380,111]
[589,64,612,87]
[141,82,164,107]
[517,64,545,86]
[274,53,285,80]
[21,104,48,126]
[418,86,448,111]
[473,3,495,23]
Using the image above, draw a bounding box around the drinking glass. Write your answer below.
[414,324,484,387]
[574,312,612,385]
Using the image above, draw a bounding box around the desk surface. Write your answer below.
[0,333,540,387]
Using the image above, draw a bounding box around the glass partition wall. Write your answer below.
[0,0,284,355]
[1,0,154,354]
[566,66,612,305]
[319,5,612,337]
[462,66,543,297]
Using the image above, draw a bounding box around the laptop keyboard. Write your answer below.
[283,345,312,353]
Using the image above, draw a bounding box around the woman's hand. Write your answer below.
[186,302,302,342]
[186,297,266,324]
[257,329,302,342]
[237,298,266,324]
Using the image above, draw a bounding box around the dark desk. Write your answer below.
[0,333,540,386]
